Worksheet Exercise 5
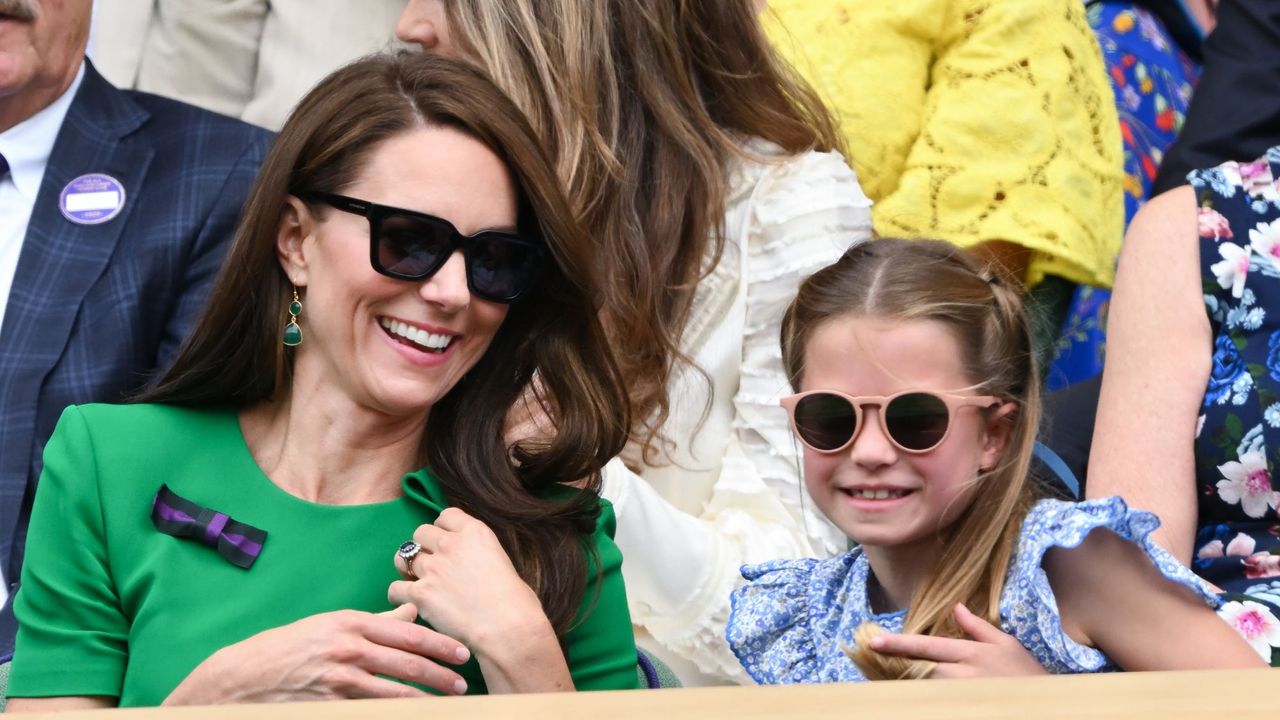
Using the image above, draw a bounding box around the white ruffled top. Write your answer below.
[600,138,873,685]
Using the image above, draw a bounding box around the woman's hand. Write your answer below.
[867,604,1047,679]
[163,604,471,705]
[389,508,574,693]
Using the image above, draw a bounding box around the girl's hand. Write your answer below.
[389,508,573,693]
[164,604,471,705]
[868,604,1047,679]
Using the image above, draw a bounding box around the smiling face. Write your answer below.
[278,126,515,419]
[798,315,1009,561]
[0,0,90,130]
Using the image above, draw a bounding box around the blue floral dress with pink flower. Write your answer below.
[1191,146,1280,665]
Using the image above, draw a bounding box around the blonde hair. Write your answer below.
[780,239,1042,680]
[443,0,845,462]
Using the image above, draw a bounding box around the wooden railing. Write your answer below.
[13,668,1277,719]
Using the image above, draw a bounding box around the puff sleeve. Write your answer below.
[727,559,825,685]
[1000,497,1221,673]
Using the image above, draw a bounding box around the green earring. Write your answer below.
[283,288,303,347]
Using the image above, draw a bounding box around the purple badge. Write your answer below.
[59,173,126,225]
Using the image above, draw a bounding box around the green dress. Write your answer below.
[7,404,641,706]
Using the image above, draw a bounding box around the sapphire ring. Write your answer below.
[397,540,423,580]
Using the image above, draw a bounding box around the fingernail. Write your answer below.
[453,679,468,695]
[455,646,470,663]
[869,637,885,650]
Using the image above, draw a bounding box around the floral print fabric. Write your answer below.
[726,498,1222,682]
[1191,147,1280,665]
[1049,1,1199,389]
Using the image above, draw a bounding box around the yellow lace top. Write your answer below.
[764,0,1125,288]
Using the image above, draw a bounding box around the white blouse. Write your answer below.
[601,139,872,685]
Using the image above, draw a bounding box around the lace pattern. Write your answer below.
[765,0,1125,287]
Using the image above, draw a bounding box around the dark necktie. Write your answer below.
[0,151,9,180]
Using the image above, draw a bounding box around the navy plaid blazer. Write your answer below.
[0,61,272,657]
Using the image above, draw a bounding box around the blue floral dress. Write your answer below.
[1190,147,1280,665]
[726,498,1222,683]
[1049,1,1199,389]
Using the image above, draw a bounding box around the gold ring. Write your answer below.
[397,540,422,580]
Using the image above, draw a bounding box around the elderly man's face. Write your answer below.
[0,0,90,122]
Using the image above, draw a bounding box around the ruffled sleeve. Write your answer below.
[727,557,837,685]
[730,148,873,549]
[1000,497,1221,673]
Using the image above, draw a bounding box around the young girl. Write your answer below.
[727,239,1267,682]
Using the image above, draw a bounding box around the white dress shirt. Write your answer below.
[0,62,85,609]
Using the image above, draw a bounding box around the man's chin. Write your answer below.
[0,57,35,96]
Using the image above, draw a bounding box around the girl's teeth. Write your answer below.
[851,489,908,500]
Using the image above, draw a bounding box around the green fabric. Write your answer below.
[8,404,641,706]
[647,653,682,689]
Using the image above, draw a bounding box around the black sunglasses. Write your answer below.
[307,192,545,304]
[780,390,1000,454]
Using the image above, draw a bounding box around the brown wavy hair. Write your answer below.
[441,0,846,462]
[780,239,1042,680]
[136,53,630,639]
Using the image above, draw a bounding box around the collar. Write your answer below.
[401,467,449,512]
[0,60,87,201]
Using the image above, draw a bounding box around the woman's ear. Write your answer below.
[979,402,1017,471]
[277,195,317,286]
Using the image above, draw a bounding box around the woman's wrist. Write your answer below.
[162,649,225,706]
[163,645,258,706]
[471,611,572,693]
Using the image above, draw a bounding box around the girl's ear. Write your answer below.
[277,195,317,287]
[979,402,1017,471]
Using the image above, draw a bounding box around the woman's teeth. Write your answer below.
[847,488,910,500]
[380,318,453,353]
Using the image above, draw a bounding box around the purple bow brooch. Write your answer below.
[151,485,267,569]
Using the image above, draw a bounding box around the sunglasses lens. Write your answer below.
[467,234,541,302]
[375,214,452,279]
[885,393,950,451]
[792,393,857,451]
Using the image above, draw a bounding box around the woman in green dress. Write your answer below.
[5,53,640,710]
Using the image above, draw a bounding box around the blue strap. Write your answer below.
[636,650,660,689]
[1033,441,1080,499]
